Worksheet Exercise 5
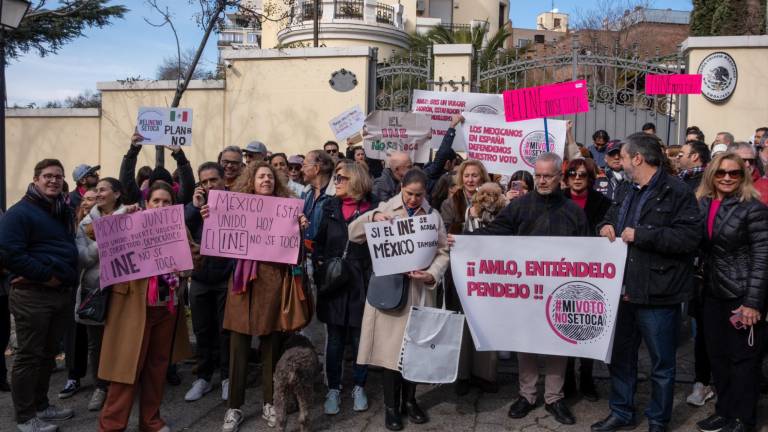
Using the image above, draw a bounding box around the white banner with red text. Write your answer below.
[457,113,567,176]
[450,236,627,362]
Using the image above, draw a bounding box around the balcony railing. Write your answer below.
[375,2,394,24]
[334,0,364,20]
[291,1,322,23]
[439,23,471,32]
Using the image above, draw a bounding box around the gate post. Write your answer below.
[431,44,473,92]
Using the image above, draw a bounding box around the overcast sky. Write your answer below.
[7,0,692,106]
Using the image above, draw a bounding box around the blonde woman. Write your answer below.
[439,160,491,235]
[313,161,375,415]
[694,153,768,432]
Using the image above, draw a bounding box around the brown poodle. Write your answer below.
[273,333,320,432]
[470,182,508,226]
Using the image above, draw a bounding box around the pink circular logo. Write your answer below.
[519,131,557,167]
[545,281,610,345]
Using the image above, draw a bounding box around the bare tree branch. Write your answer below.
[145,0,182,91]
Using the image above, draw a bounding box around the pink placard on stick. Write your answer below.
[200,190,304,264]
[503,80,589,122]
[93,205,193,289]
[645,74,703,95]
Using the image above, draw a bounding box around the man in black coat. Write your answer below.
[677,140,711,193]
[592,133,702,432]
[454,152,589,426]
[184,162,235,402]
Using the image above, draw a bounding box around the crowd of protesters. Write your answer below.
[0,117,767,432]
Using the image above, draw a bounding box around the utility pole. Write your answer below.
[313,0,320,47]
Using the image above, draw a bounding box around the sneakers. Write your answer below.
[352,385,369,412]
[697,413,730,432]
[16,417,58,432]
[221,379,230,401]
[687,382,715,407]
[324,389,341,415]
[57,380,80,399]
[87,388,107,411]
[221,408,243,432]
[185,378,213,402]
[263,403,277,427]
[36,405,74,421]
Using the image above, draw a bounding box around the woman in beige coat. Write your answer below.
[98,182,194,432]
[348,168,449,431]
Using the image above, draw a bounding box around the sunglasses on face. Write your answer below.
[714,169,744,179]
[567,170,588,179]
[288,165,301,171]
[333,174,350,184]
[742,158,756,165]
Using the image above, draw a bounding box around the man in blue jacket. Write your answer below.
[0,159,79,432]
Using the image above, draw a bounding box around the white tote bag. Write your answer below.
[398,284,465,384]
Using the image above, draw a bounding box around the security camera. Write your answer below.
[224,60,233,69]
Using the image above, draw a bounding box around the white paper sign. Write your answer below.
[364,213,440,276]
[136,107,193,146]
[450,236,627,362]
[329,105,366,141]
[458,113,567,176]
[412,90,504,151]
[363,110,432,164]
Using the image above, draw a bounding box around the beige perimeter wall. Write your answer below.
[685,36,768,143]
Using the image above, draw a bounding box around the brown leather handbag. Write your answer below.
[278,235,314,332]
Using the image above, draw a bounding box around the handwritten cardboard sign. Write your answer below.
[93,205,193,289]
[364,213,440,276]
[459,113,567,176]
[645,74,703,95]
[363,110,432,163]
[329,105,366,141]
[137,107,193,146]
[503,80,589,122]
[200,190,304,264]
[411,90,504,150]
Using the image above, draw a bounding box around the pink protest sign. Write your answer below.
[503,80,589,122]
[645,74,702,95]
[200,190,304,264]
[93,205,193,289]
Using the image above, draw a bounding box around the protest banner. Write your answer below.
[363,110,432,163]
[459,112,567,176]
[503,80,589,122]
[329,105,366,141]
[411,90,504,150]
[645,74,703,95]
[450,236,627,362]
[93,205,193,289]
[364,213,440,276]
[136,107,193,146]
[200,190,304,264]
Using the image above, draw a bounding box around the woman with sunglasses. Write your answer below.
[561,158,612,402]
[269,153,305,197]
[313,161,376,416]
[694,153,768,432]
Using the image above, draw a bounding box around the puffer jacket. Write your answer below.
[699,196,768,311]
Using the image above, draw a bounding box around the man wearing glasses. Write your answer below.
[323,141,340,159]
[729,142,768,205]
[243,141,268,164]
[0,159,79,431]
[452,152,589,426]
[218,146,245,190]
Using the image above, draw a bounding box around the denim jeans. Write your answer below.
[325,324,367,390]
[608,302,680,427]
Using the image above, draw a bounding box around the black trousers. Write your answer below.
[9,285,72,423]
[189,280,229,381]
[65,322,88,381]
[702,295,765,426]
[0,294,10,381]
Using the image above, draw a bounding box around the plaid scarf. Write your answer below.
[23,183,73,234]
[678,166,705,181]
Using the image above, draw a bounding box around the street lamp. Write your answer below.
[0,0,30,211]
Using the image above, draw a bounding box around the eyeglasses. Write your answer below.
[220,159,242,167]
[325,149,339,155]
[333,174,350,184]
[534,173,559,181]
[742,158,756,165]
[714,169,744,179]
[567,170,588,179]
[288,165,301,171]
[41,174,64,182]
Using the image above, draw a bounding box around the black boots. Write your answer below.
[383,371,429,430]
[383,371,403,431]
[401,381,428,424]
